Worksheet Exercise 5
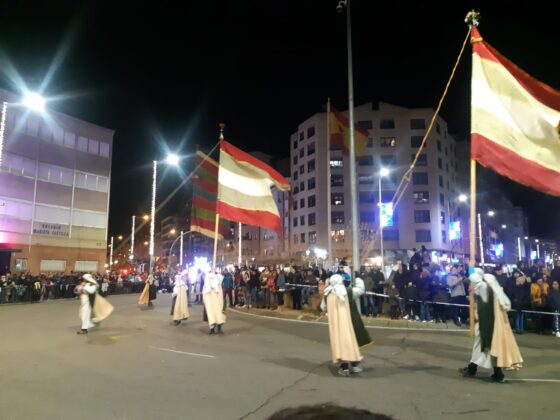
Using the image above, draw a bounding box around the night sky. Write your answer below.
[0,1,559,239]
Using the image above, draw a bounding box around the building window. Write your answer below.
[293,217,298,227]
[358,174,374,184]
[414,210,431,223]
[299,148,304,158]
[300,181,305,191]
[332,229,345,243]
[331,192,344,206]
[331,174,344,187]
[360,211,375,223]
[293,200,298,211]
[332,212,345,224]
[442,230,447,244]
[358,155,373,166]
[308,195,316,208]
[309,231,317,244]
[410,136,423,148]
[439,176,443,188]
[416,229,432,242]
[412,172,428,185]
[413,191,430,203]
[440,193,445,206]
[308,213,316,226]
[99,142,110,158]
[293,155,298,165]
[307,159,315,173]
[300,232,306,243]
[438,158,443,170]
[307,125,315,138]
[293,234,298,244]
[367,138,374,148]
[415,154,427,166]
[410,118,426,129]
[446,163,449,173]
[293,171,298,181]
[299,132,304,141]
[307,177,316,190]
[330,158,343,168]
[358,120,373,130]
[380,158,396,171]
[437,139,442,152]
[384,229,399,241]
[359,192,375,203]
[307,142,315,156]
[293,139,298,149]
[300,198,305,208]
[445,146,448,156]
[380,119,395,129]
[300,215,305,226]
[15,258,28,272]
[299,165,304,175]
[436,123,441,134]
[380,137,397,147]
[293,186,299,194]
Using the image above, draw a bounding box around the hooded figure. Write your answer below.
[138,274,157,306]
[76,274,114,335]
[171,273,190,325]
[203,272,225,334]
[321,274,370,376]
[460,268,523,382]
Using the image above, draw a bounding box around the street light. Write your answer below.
[458,194,468,203]
[143,214,150,221]
[149,153,181,273]
[501,225,507,229]
[170,228,176,235]
[118,235,123,240]
[487,210,495,217]
[378,167,390,270]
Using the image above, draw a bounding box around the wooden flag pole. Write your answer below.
[326,98,333,268]
[469,158,477,337]
[212,213,220,271]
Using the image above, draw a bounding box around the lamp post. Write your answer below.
[378,167,389,270]
[148,153,180,273]
[130,215,136,261]
[109,236,114,268]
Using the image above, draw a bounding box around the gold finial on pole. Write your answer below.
[465,10,481,28]
[219,123,225,140]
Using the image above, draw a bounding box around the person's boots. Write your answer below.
[491,367,505,383]
[459,362,477,377]
[217,324,223,334]
[209,325,216,335]
[76,329,88,335]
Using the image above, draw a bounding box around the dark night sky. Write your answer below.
[0,1,559,238]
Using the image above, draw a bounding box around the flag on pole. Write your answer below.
[191,151,229,238]
[470,27,560,196]
[329,106,369,157]
[217,140,290,233]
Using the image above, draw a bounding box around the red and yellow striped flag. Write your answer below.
[329,107,369,157]
[471,27,560,195]
[217,140,290,233]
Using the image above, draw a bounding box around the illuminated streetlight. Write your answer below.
[524,236,528,240]
[487,210,495,217]
[170,228,176,235]
[458,194,468,203]
[501,225,507,229]
[379,167,390,177]
[22,91,46,113]
[118,235,123,240]
[166,153,180,166]
[535,239,539,243]
[143,214,150,221]
[144,241,149,246]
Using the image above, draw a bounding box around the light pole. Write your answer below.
[338,0,360,276]
[535,239,540,259]
[149,153,180,273]
[130,215,136,261]
[109,236,114,268]
[378,167,389,269]
[168,230,192,270]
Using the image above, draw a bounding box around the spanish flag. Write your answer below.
[329,106,369,157]
[217,140,290,233]
[471,27,560,196]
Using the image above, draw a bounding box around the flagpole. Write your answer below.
[469,160,476,337]
[326,98,333,268]
[213,123,225,272]
[238,222,242,267]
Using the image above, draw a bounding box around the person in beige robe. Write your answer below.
[203,272,225,334]
[76,274,114,335]
[171,273,189,325]
[138,274,156,306]
[321,274,362,376]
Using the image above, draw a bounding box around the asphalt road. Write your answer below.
[1,293,559,420]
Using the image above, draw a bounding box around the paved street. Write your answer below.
[1,293,559,420]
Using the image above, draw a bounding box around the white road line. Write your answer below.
[507,378,560,383]
[229,308,466,333]
[149,346,215,358]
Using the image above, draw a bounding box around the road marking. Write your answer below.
[507,378,560,383]
[149,346,215,358]
[229,308,466,333]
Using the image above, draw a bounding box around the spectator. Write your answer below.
[432,277,450,323]
[403,281,418,320]
[548,280,560,338]
[362,270,375,316]
[289,267,303,310]
[530,277,549,334]
[222,269,234,308]
[275,268,285,307]
[510,272,531,334]
[447,265,467,327]
[387,282,401,319]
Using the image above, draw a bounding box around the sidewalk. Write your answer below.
[230,305,468,332]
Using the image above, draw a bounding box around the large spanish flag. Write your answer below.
[217,140,290,233]
[191,151,230,238]
[329,106,369,157]
[471,27,560,196]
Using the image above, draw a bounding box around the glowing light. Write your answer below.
[379,167,390,177]
[449,221,461,240]
[487,210,495,217]
[166,153,179,166]
[118,235,123,240]
[22,92,46,113]
[458,194,467,202]
[501,224,507,229]
[187,256,211,285]
[170,228,176,235]
[143,214,150,221]
[379,202,393,227]
[314,248,327,260]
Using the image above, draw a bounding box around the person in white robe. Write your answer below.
[203,272,225,334]
[321,274,363,376]
[171,273,190,325]
[76,274,114,335]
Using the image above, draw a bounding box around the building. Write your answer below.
[289,102,467,266]
[0,89,113,274]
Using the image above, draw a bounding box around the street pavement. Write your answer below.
[1,293,559,420]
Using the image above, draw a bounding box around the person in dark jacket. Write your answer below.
[403,281,418,320]
[548,280,560,337]
[289,267,303,310]
[510,272,531,334]
[417,265,433,322]
[432,277,450,323]
[222,269,234,308]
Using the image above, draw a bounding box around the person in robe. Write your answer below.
[138,273,157,307]
[459,268,523,383]
[321,274,372,376]
[75,274,114,335]
[203,272,225,334]
[171,273,189,325]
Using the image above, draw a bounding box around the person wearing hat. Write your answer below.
[171,273,190,325]
[459,268,523,382]
[75,274,114,335]
[138,273,158,307]
[203,271,225,334]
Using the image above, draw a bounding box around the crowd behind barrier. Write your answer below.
[2,251,560,338]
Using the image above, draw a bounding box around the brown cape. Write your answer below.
[490,296,523,368]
